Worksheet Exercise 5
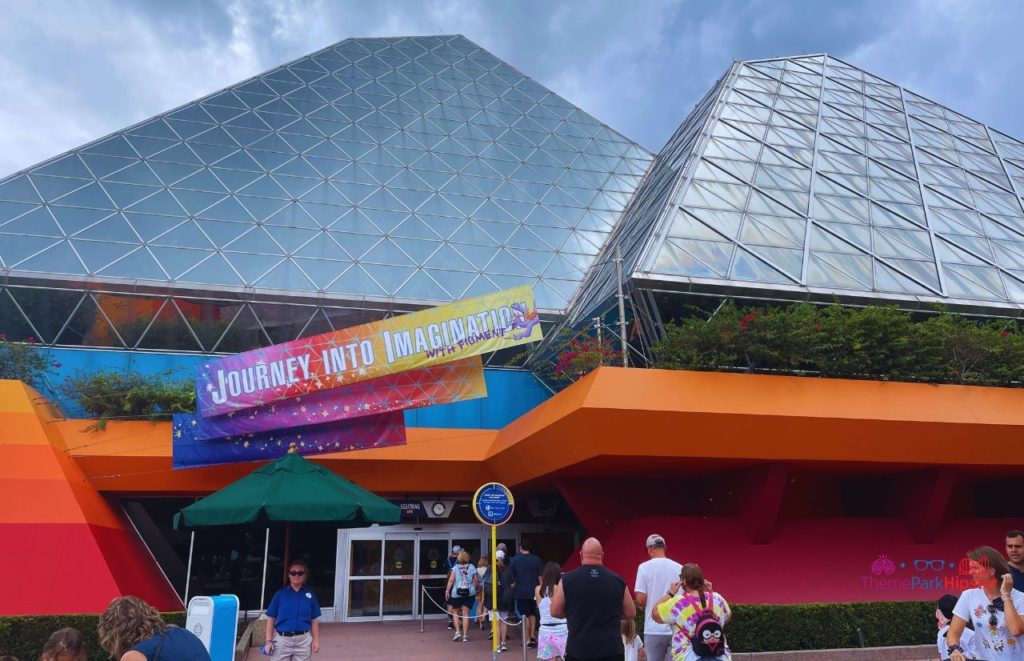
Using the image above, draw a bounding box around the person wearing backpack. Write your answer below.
[652,563,731,660]
[446,550,481,643]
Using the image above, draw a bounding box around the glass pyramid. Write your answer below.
[0,35,652,313]
[569,54,1024,324]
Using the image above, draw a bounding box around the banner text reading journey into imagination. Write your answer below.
[195,284,542,418]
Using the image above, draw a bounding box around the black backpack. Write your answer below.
[687,593,726,658]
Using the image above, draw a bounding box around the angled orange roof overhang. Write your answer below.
[64,368,1024,495]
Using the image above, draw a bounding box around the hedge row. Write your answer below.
[653,301,1024,386]
[0,613,184,661]
[726,601,934,651]
[0,602,933,658]
[634,600,933,653]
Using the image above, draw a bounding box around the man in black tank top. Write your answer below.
[551,537,636,661]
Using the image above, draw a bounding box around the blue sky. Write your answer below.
[1,0,1023,175]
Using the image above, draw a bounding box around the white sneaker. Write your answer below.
[453,632,462,641]
[462,634,469,642]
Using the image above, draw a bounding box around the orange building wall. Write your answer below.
[3,368,1024,612]
[0,382,181,615]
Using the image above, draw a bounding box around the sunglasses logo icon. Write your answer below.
[913,559,945,572]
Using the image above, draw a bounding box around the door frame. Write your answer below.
[336,523,555,622]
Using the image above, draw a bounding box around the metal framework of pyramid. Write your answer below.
[0,35,651,318]
[5,44,1024,357]
[569,54,1024,326]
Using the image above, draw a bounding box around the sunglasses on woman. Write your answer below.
[987,597,1004,627]
[290,570,307,576]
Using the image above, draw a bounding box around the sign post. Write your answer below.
[472,482,515,660]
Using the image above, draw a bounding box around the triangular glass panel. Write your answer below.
[10,239,87,275]
[293,233,350,260]
[28,174,90,200]
[9,287,84,343]
[47,207,109,236]
[224,227,284,255]
[741,214,805,249]
[137,300,202,351]
[33,154,93,179]
[813,221,871,253]
[253,257,313,290]
[941,263,1006,300]
[873,227,933,260]
[650,239,731,278]
[299,308,335,337]
[809,251,873,288]
[0,207,63,237]
[98,247,169,281]
[250,303,316,344]
[330,232,381,260]
[51,182,116,210]
[872,260,932,295]
[71,239,137,273]
[101,182,161,209]
[73,213,141,242]
[148,245,213,278]
[223,253,280,284]
[179,252,245,288]
[0,176,41,203]
[396,269,452,301]
[293,257,352,289]
[151,221,215,249]
[324,264,388,297]
[0,289,40,342]
[886,258,941,291]
[128,189,187,216]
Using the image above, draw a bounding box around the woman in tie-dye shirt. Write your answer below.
[652,563,731,661]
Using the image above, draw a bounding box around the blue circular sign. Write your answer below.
[472,482,514,527]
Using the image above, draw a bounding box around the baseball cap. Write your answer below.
[452,545,462,553]
[645,534,666,548]
[496,549,506,560]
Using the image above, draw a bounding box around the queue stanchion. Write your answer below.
[419,585,425,633]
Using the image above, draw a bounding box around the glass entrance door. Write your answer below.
[381,535,415,617]
[417,534,451,617]
[346,538,382,618]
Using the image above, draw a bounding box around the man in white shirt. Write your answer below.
[634,533,682,661]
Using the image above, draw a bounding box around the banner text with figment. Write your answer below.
[195,285,541,418]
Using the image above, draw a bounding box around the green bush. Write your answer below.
[0,612,184,661]
[653,301,1024,387]
[727,601,933,651]
[633,600,933,652]
[0,336,59,390]
[60,370,194,428]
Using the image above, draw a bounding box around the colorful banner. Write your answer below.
[172,411,405,469]
[195,285,541,418]
[192,357,486,440]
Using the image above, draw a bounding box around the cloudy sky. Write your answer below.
[1,0,1022,175]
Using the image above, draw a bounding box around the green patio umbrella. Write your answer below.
[173,447,400,607]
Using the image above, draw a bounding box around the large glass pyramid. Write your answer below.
[569,54,1024,323]
[0,35,652,313]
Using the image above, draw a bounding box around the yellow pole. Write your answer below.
[491,524,498,654]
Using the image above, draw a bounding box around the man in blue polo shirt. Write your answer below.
[264,559,321,659]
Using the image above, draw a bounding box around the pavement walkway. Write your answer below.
[246,619,531,660]
[245,620,936,660]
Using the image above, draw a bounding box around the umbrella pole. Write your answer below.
[183,530,195,606]
[282,522,291,584]
[260,527,270,612]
